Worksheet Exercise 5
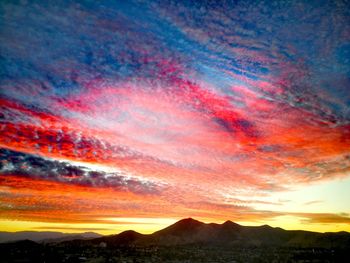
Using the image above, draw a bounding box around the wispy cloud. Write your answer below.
[296,213,350,225]
[303,200,323,206]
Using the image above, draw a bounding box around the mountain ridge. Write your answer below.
[62,218,350,249]
[2,219,349,248]
[0,231,102,243]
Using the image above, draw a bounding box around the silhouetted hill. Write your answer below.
[9,219,348,250]
[83,218,350,249]
[40,232,102,243]
[155,218,205,236]
[2,239,39,247]
[2,220,349,263]
[0,231,101,243]
[91,230,145,246]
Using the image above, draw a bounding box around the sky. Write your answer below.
[0,0,349,235]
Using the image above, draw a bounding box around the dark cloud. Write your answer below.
[0,148,163,195]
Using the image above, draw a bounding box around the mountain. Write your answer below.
[2,220,349,263]
[0,231,102,243]
[3,219,350,249]
[84,218,350,249]
[140,218,241,245]
[90,230,145,246]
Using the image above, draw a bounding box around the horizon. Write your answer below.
[2,217,350,236]
[1,0,349,237]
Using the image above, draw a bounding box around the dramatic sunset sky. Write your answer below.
[0,0,349,235]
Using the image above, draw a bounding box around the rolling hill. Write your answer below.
[69,218,350,249]
[0,231,101,243]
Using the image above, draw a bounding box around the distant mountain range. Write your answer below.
[2,218,350,249]
[0,231,101,243]
[67,218,350,249]
[2,219,349,263]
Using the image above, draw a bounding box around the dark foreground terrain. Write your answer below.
[0,241,348,263]
[1,218,349,263]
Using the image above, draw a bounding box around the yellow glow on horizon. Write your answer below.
[238,215,350,233]
[249,176,350,214]
[0,218,178,235]
[1,214,349,235]
[1,178,349,235]
[101,217,177,225]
